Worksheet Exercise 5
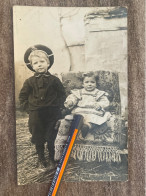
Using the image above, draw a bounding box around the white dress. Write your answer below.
[64,88,111,125]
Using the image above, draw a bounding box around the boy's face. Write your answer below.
[83,76,96,91]
[31,56,50,73]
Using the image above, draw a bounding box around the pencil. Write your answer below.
[48,114,83,196]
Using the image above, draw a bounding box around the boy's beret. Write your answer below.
[24,44,54,72]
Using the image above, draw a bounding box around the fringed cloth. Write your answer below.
[71,144,121,162]
[55,144,122,163]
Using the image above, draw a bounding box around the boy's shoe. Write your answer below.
[37,157,47,168]
[49,160,56,167]
[41,159,47,168]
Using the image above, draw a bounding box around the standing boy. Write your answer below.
[19,45,66,168]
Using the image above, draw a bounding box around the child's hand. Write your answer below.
[64,100,74,109]
[94,103,101,110]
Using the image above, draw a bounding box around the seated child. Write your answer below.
[64,72,111,138]
[19,45,66,168]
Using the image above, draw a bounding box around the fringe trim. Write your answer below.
[55,144,121,163]
[71,145,121,162]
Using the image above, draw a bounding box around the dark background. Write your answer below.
[0,0,145,196]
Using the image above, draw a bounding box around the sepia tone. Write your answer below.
[14,6,128,184]
[0,1,145,196]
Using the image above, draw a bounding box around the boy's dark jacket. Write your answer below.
[19,72,66,111]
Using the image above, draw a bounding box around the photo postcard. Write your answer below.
[13,6,128,185]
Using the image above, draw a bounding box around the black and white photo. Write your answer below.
[13,6,128,184]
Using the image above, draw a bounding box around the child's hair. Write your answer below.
[24,45,54,72]
[29,50,50,65]
[82,72,98,82]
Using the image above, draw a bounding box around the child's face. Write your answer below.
[83,76,96,91]
[31,56,50,73]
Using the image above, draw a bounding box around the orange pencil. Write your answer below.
[48,114,83,196]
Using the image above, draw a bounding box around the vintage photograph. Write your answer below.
[13,6,128,184]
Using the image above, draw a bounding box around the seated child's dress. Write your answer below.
[64,88,111,126]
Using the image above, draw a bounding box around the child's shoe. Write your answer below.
[81,124,89,138]
[37,157,47,168]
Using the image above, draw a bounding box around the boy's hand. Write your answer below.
[61,108,70,118]
[54,120,61,130]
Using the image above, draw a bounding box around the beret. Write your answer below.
[24,44,54,72]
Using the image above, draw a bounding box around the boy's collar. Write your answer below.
[34,71,51,77]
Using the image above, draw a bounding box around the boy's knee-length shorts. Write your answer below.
[28,107,61,145]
